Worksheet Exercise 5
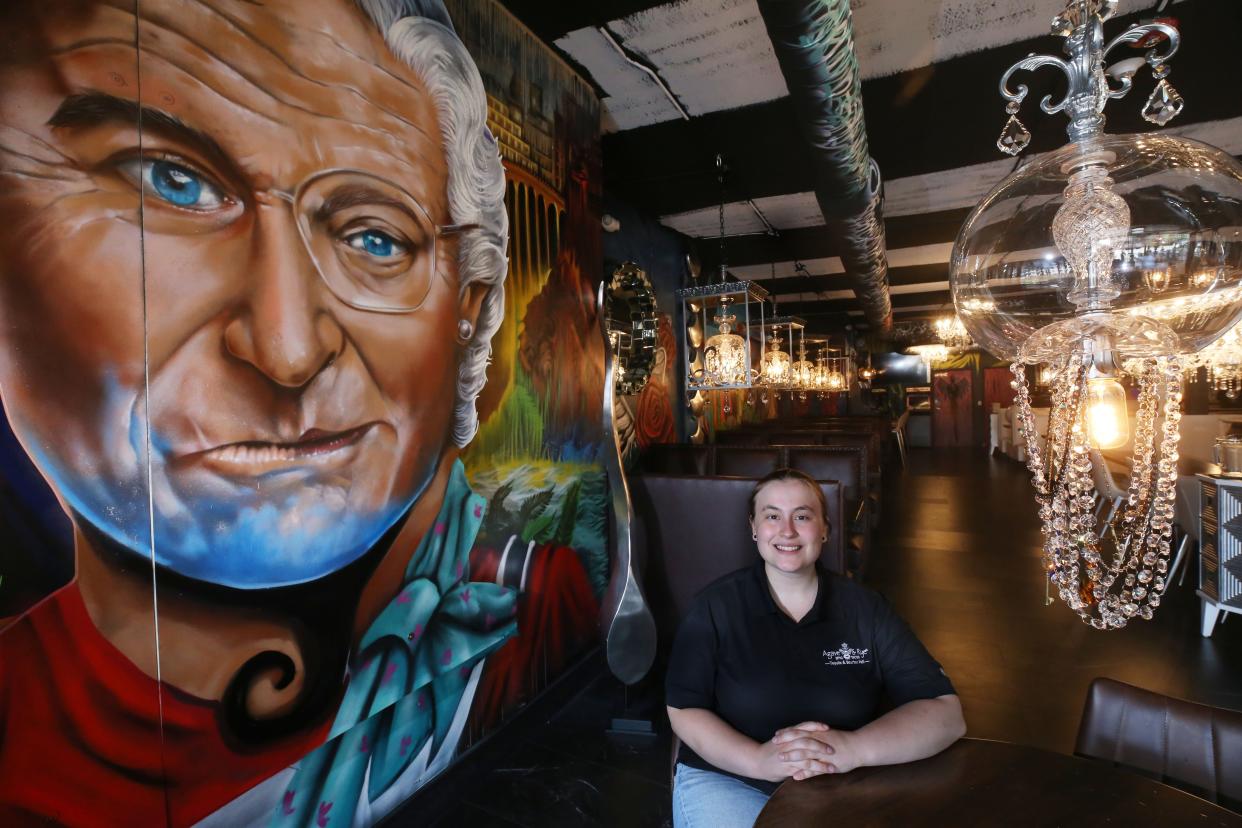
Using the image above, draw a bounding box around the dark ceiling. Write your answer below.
[497,0,1242,332]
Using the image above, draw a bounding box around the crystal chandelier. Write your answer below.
[812,346,830,396]
[951,0,1242,629]
[757,316,806,399]
[703,299,749,386]
[792,339,816,389]
[760,324,792,386]
[934,314,973,350]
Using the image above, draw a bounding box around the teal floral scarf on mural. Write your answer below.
[272,460,518,827]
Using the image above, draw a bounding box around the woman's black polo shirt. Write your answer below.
[666,562,955,792]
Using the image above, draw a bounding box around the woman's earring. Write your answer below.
[456,319,474,343]
[752,534,758,541]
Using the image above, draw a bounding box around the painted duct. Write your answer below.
[755,0,892,329]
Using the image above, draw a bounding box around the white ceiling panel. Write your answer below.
[555,27,686,132]
[661,191,826,237]
[608,0,788,116]
[660,200,770,237]
[750,192,824,230]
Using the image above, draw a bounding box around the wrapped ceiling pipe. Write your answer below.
[755,0,892,329]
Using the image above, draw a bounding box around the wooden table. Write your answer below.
[754,738,1242,827]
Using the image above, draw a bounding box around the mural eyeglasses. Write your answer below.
[137,162,479,313]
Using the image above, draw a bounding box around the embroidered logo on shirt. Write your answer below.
[823,642,871,666]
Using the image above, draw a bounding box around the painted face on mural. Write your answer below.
[0,0,484,587]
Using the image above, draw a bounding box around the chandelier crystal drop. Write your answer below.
[951,0,1242,629]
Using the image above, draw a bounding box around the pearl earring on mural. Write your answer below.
[456,319,474,343]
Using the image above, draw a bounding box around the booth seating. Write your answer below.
[1076,677,1242,811]
[637,443,711,475]
[633,474,847,641]
[714,447,783,478]
[638,444,870,575]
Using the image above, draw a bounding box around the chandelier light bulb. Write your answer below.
[761,328,791,384]
[1146,268,1171,293]
[703,299,748,387]
[1085,376,1128,449]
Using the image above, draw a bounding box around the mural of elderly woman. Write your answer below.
[0,0,599,825]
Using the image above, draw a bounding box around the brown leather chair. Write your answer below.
[634,474,846,639]
[639,444,712,476]
[713,447,781,478]
[786,445,871,573]
[786,445,868,505]
[786,433,880,526]
[1075,677,1242,811]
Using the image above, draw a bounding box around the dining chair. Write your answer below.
[893,409,910,468]
[1075,677,1242,811]
[1088,450,1128,538]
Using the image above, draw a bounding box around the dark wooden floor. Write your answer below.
[870,448,1242,754]
[406,447,1242,827]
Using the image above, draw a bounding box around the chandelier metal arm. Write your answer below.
[999,54,1073,115]
[1102,23,1179,76]
[998,1,1183,145]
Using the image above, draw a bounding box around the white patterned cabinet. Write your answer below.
[1196,474,1242,636]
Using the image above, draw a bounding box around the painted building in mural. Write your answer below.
[0,0,604,825]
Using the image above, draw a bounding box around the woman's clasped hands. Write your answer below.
[752,721,865,782]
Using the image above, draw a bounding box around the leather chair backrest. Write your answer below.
[714,447,781,478]
[635,474,845,636]
[786,445,867,504]
[782,433,873,474]
[1075,677,1242,810]
[768,431,823,445]
[715,430,764,446]
[640,444,711,476]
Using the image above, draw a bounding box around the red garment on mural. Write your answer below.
[0,583,332,827]
[468,543,600,729]
[0,545,598,826]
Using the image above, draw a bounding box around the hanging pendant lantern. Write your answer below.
[678,152,769,393]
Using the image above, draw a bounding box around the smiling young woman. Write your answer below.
[665,469,967,828]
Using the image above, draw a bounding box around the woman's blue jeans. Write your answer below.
[672,763,770,828]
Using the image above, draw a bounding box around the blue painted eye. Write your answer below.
[346,229,407,259]
[123,158,227,210]
[151,160,201,205]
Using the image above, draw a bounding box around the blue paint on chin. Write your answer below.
[19,373,432,590]
[27,443,426,591]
